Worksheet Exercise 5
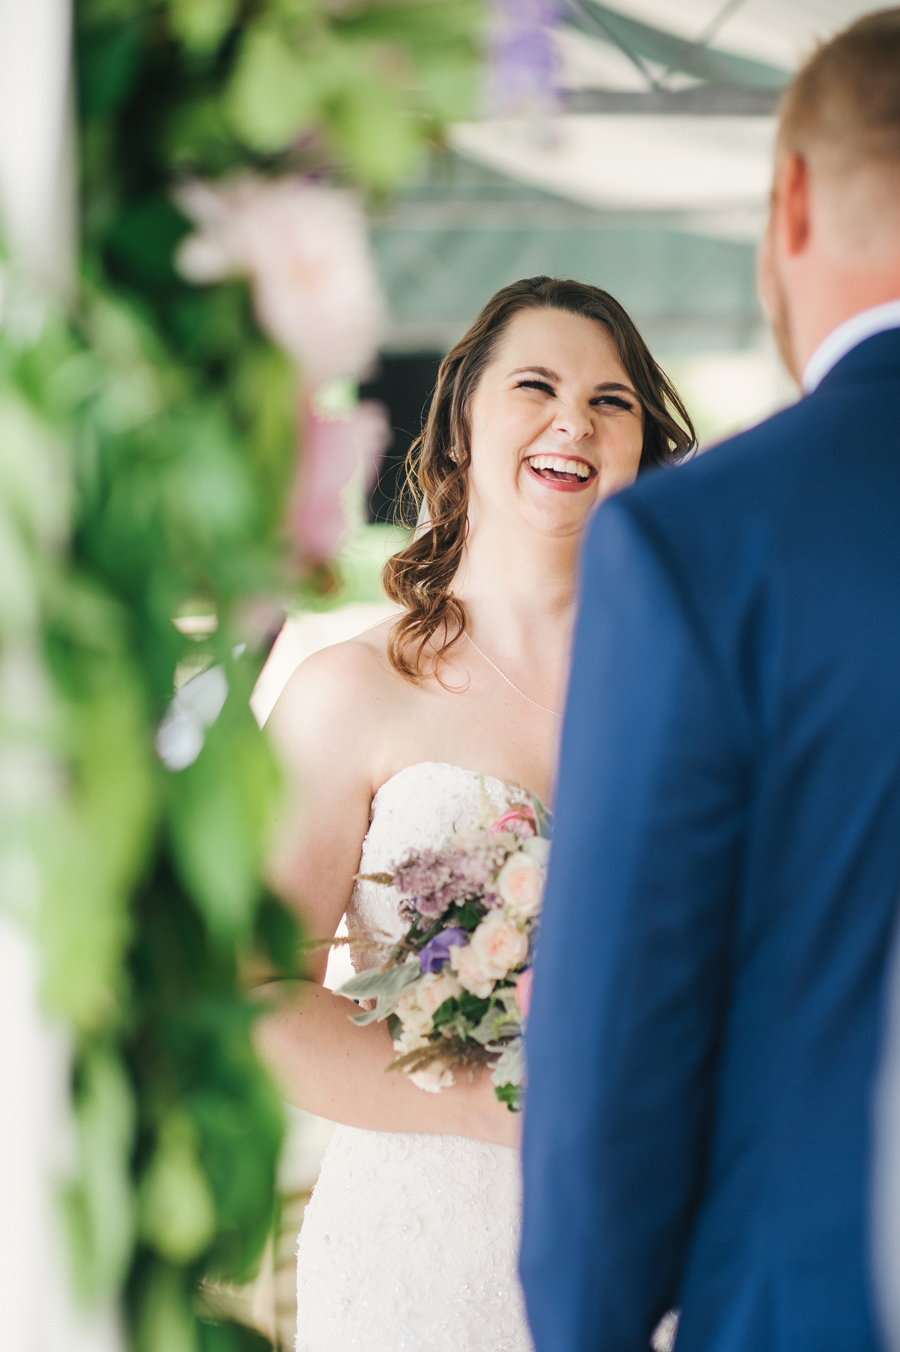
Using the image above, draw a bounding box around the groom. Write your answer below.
[521,11,900,1352]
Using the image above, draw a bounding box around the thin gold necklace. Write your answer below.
[466,633,563,719]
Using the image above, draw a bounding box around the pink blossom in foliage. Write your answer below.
[288,398,390,564]
[174,174,386,383]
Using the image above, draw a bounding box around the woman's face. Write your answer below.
[466,307,645,538]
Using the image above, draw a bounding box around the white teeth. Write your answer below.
[527,454,592,480]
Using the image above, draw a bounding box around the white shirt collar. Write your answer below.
[802,298,900,394]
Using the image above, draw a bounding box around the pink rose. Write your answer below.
[489,807,536,837]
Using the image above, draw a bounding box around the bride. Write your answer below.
[260,275,694,1352]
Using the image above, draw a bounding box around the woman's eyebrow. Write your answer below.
[509,368,637,396]
[508,366,559,380]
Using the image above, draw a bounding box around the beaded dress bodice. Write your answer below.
[295,763,533,1352]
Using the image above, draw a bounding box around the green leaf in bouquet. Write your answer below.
[457,992,490,1025]
[449,898,483,932]
[431,996,460,1030]
[493,1082,524,1113]
[471,990,520,1046]
[386,1013,402,1040]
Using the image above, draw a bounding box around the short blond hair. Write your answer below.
[779,9,900,170]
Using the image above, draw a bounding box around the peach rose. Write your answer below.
[395,990,433,1038]
[417,970,463,1018]
[471,911,529,979]
[496,851,544,920]
[450,942,495,999]
[392,1027,430,1056]
[409,1062,455,1094]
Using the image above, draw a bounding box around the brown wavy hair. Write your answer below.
[383,276,696,682]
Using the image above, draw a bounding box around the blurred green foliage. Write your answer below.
[0,0,484,1346]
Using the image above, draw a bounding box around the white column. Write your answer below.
[0,915,123,1351]
[0,0,75,291]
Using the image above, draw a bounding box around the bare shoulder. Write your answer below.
[266,618,404,761]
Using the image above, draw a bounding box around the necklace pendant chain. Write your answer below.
[466,634,563,719]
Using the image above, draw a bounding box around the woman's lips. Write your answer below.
[525,458,597,493]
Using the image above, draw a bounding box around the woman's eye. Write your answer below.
[515,379,554,395]
[592,395,635,412]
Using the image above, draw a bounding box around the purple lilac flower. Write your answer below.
[394,840,509,919]
[419,928,468,974]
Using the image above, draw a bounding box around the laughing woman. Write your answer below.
[260,277,695,1352]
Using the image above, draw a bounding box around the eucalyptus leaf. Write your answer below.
[489,1037,526,1088]
[529,792,554,840]
[471,991,520,1046]
[337,960,419,1002]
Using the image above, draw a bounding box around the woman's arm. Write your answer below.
[256,981,517,1146]
[262,640,519,1148]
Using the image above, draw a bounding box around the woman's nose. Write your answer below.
[551,402,593,441]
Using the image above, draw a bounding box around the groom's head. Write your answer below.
[758,9,900,382]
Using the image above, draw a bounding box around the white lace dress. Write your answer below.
[295,762,534,1352]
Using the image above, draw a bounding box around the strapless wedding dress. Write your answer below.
[295,762,534,1352]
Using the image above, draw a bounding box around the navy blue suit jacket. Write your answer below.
[520,329,900,1352]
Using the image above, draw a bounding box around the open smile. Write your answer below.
[525,453,597,493]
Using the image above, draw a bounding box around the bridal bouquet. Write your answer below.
[336,790,551,1110]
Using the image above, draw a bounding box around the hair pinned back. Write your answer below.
[382,276,695,683]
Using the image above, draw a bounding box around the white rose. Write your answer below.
[522,836,551,867]
[468,911,529,980]
[409,1062,455,1094]
[393,1027,430,1056]
[395,990,433,1038]
[417,970,463,1018]
[450,943,495,999]
[496,850,545,919]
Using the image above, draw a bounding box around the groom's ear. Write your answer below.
[776,153,812,259]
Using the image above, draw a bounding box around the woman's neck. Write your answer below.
[451,522,578,662]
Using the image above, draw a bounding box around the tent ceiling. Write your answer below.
[371,155,764,354]
[591,0,878,71]
[451,1,882,228]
